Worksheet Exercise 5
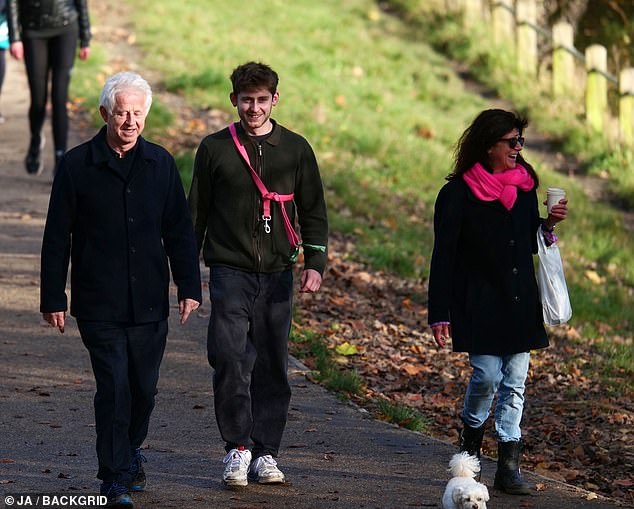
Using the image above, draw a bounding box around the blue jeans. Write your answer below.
[461,352,530,442]
[207,266,293,458]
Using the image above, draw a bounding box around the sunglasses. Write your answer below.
[498,136,525,148]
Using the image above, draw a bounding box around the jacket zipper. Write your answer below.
[254,141,264,271]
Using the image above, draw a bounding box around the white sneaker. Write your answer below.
[222,448,252,486]
[247,455,286,484]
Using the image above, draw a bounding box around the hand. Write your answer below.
[431,322,451,348]
[10,41,24,60]
[300,269,322,293]
[179,298,200,324]
[79,47,90,61]
[43,312,66,334]
[543,198,568,230]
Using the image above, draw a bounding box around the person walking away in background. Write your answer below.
[40,72,202,508]
[0,0,8,123]
[188,61,328,488]
[427,109,568,495]
[7,0,90,175]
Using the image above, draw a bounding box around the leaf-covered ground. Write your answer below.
[293,234,634,506]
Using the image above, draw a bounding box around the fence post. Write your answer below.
[492,0,514,46]
[620,68,634,145]
[516,0,537,76]
[552,22,575,96]
[586,44,608,132]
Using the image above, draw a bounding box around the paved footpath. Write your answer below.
[0,58,626,509]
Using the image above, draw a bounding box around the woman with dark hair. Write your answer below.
[7,0,90,175]
[427,109,568,494]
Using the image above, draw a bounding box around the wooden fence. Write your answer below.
[448,0,634,146]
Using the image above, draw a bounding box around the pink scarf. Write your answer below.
[463,162,535,210]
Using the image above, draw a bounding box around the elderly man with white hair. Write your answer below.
[40,72,202,507]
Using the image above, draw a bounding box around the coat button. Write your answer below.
[128,217,134,223]
[131,247,137,254]
[509,239,516,246]
[512,268,519,275]
[514,296,520,302]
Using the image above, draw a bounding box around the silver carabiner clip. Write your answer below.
[262,215,271,234]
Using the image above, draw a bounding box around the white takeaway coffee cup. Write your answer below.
[546,187,566,213]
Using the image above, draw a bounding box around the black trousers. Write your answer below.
[22,23,77,152]
[207,267,293,459]
[78,320,167,482]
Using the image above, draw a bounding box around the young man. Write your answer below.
[188,61,328,487]
[40,72,202,507]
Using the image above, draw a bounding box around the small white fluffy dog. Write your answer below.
[442,452,490,509]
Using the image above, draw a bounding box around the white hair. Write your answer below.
[99,72,153,114]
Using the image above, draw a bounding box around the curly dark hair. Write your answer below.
[230,61,279,95]
[448,108,539,187]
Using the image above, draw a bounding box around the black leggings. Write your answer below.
[0,48,5,96]
[23,25,78,152]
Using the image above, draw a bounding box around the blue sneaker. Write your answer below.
[100,480,133,507]
[128,449,147,492]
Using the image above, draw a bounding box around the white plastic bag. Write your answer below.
[536,229,572,325]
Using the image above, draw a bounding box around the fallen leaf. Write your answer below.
[335,342,358,356]
[401,363,425,376]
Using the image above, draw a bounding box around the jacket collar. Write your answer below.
[89,126,154,165]
[234,119,281,146]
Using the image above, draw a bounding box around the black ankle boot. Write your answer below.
[25,135,45,175]
[459,420,486,458]
[459,420,486,480]
[494,440,531,495]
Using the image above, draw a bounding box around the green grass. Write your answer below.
[68,43,107,125]
[73,0,633,355]
[376,399,430,432]
[290,329,363,398]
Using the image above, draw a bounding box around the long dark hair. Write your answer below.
[447,109,539,187]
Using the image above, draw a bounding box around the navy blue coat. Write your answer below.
[40,127,202,322]
[427,178,548,355]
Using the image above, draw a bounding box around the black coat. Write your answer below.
[40,127,202,323]
[427,178,548,355]
[8,0,91,47]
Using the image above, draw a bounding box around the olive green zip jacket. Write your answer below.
[188,121,328,275]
